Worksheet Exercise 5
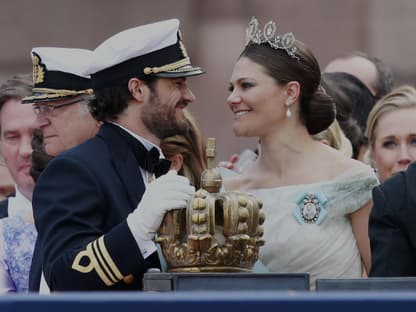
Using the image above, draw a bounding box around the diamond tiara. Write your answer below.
[245,16,299,61]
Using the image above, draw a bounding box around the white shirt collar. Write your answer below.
[110,122,164,158]
[8,186,32,218]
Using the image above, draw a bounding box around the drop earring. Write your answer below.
[285,101,292,118]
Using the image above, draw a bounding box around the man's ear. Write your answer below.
[128,78,146,102]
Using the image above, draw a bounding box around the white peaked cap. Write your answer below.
[87,18,204,90]
[33,47,93,78]
[22,47,93,103]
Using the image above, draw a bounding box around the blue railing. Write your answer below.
[1,291,416,311]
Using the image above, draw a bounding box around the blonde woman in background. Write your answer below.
[313,119,353,158]
[369,85,416,276]
[366,85,416,182]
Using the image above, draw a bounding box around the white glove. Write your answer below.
[127,170,195,241]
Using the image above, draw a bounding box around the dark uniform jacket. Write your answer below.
[30,123,160,291]
[370,162,416,276]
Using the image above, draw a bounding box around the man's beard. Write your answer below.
[141,91,189,139]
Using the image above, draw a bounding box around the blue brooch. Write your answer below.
[294,192,328,225]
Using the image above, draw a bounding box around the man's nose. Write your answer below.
[19,135,33,157]
[183,88,196,103]
[36,113,50,128]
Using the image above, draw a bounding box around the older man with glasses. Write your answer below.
[23,47,100,158]
[21,47,100,291]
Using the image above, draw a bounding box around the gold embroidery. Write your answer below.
[71,248,94,273]
[32,54,45,84]
[32,87,94,95]
[22,88,94,102]
[143,57,190,75]
[72,241,113,286]
[178,31,189,58]
[92,239,117,284]
[97,236,123,281]
[72,236,124,287]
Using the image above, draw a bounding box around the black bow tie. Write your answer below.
[109,123,171,177]
[145,147,172,178]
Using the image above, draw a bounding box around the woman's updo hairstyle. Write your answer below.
[240,40,335,135]
[321,72,366,159]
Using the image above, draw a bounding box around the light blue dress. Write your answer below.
[2,216,36,292]
[0,188,36,293]
[221,166,379,289]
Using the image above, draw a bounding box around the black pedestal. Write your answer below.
[143,272,310,291]
[316,277,416,291]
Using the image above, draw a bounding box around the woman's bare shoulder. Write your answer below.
[323,146,373,177]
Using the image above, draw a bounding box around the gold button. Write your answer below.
[123,274,134,284]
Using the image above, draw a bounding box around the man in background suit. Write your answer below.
[31,18,203,291]
[0,75,35,218]
[370,161,416,276]
[0,74,37,292]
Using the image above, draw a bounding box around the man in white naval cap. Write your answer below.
[22,47,99,157]
[31,18,204,291]
[21,47,101,291]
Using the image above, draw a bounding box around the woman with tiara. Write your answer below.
[223,17,379,289]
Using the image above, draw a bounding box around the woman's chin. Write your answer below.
[233,127,252,137]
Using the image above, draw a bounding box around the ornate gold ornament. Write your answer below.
[32,53,45,84]
[143,30,196,75]
[178,30,189,58]
[22,88,93,102]
[143,57,191,75]
[72,236,124,286]
[157,138,265,272]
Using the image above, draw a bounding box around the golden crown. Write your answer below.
[157,138,265,272]
[245,16,299,61]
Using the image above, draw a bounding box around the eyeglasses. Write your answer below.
[33,98,81,116]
